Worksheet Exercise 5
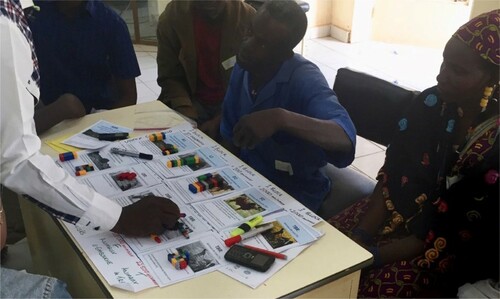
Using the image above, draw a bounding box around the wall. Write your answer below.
[469,0,499,17]
[330,0,354,32]
[328,0,354,41]
[302,0,333,39]
[350,0,375,42]
[370,0,471,48]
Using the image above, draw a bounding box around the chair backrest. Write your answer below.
[333,68,420,146]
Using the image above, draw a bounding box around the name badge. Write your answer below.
[275,160,293,176]
[221,56,236,70]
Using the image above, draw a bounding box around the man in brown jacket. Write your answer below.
[156,0,255,140]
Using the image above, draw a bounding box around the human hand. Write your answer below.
[233,109,282,149]
[198,115,221,140]
[175,105,199,123]
[111,196,180,237]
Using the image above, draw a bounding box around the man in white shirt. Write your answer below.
[0,0,180,296]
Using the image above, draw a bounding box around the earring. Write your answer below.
[480,86,494,111]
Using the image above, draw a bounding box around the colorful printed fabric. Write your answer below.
[329,198,440,298]
[453,9,500,66]
[0,0,40,87]
[382,86,499,285]
[329,86,499,297]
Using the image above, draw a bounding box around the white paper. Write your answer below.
[191,187,283,231]
[139,233,226,287]
[164,167,251,205]
[62,120,132,149]
[58,123,326,292]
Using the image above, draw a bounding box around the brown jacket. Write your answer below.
[156,0,255,109]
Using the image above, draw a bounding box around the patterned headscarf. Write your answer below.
[453,9,500,66]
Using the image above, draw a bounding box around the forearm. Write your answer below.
[376,235,425,265]
[156,23,192,109]
[34,94,86,134]
[112,78,137,109]
[278,109,353,154]
[2,149,122,231]
[34,103,67,134]
[357,182,388,235]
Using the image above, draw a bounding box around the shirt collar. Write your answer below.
[42,0,96,17]
[84,0,96,17]
[273,53,303,83]
[19,0,34,9]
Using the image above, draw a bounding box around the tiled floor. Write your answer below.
[133,37,443,180]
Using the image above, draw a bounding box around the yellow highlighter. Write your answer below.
[230,215,263,237]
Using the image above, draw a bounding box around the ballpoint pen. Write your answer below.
[110,147,153,160]
[242,244,287,260]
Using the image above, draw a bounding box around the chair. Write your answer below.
[317,68,420,220]
[333,68,419,146]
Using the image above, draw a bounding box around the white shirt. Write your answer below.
[0,15,121,231]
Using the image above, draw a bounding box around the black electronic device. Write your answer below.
[97,132,129,141]
[224,244,275,272]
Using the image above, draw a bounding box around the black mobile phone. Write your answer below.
[224,245,275,272]
[97,132,129,141]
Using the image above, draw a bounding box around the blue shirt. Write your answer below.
[29,0,140,112]
[221,54,356,212]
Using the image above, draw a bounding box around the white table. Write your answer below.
[20,101,372,298]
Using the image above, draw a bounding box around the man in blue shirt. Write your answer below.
[29,0,140,133]
[220,0,356,212]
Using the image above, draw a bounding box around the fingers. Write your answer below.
[233,126,257,149]
[233,114,267,149]
[198,120,221,140]
[161,213,180,230]
[141,197,181,229]
[112,196,181,237]
[176,105,199,121]
[233,121,252,148]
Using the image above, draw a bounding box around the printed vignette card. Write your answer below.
[190,187,283,231]
[55,146,144,177]
[62,120,132,150]
[130,122,220,158]
[219,210,322,254]
[143,146,228,180]
[65,231,158,292]
[164,167,250,205]
[138,233,227,288]
[76,164,163,197]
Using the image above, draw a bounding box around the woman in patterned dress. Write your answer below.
[329,10,499,297]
